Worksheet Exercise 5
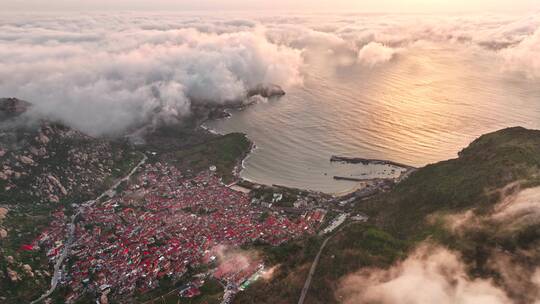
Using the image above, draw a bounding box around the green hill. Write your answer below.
[361,126,540,237]
[236,127,540,304]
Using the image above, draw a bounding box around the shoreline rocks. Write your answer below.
[247,83,286,98]
[330,155,416,170]
[0,98,31,118]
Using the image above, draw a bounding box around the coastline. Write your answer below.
[201,117,416,198]
[198,94,417,199]
[330,155,417,170]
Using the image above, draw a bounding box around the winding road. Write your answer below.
[297,236,331,304]
[31,154,147,304]
[298,214,354,304]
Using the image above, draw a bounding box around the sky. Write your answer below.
[1,0,539,13]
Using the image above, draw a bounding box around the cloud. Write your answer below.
[210,244,264,283]
[357,42,398,66]
[0,15,302,136]
[337,244,513,304]
[340,182,540,304]
[490,186,540,230]
[487,252,540,303]
[263,13,540,73]
[500,27,540,79]
[438,185,540,235]
[260,265,278,280]
[1,13,540,136]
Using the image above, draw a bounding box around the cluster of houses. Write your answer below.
[33,162,325,302]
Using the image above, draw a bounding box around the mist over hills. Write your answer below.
[236,127,540,304]
[1,13,540,136]
[1,11,540,304]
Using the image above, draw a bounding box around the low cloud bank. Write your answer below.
[500,28,540,79]
[267,13,540,72]
[357,42,398,67]
[0,16,302,136]
[337,244,514,304]
[442,185,540,235]
[1,13,539,135]
[491,185,540,230]
[339,184,540,304]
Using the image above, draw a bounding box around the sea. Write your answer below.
[205,43,540,194]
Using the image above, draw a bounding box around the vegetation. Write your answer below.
[235,236,323,304]
[357,126,540,237]
[0,134,143,303]
[4,123,540,303]
[134,277,224,304]
[237,127,540,303]
[306,225,408,304]
[171,133,251,183]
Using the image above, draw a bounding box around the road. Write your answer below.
[31,154,147,304]
[298,214,355,304]
[297,236,331,304]
[220,283,238,304]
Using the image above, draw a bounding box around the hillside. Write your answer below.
[360,126,540,236]
[2,101,539,304]
[0,99,144,302]
[0,99,258,303]
[236,127,540,304]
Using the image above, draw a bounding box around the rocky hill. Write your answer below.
[2,94,538,304]
[0,98,143,302]
[247,83,286,98]
[0,98,31,119]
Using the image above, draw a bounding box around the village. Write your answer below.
[32,161,327,303]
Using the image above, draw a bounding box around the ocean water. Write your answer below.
[206,44,540,194]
